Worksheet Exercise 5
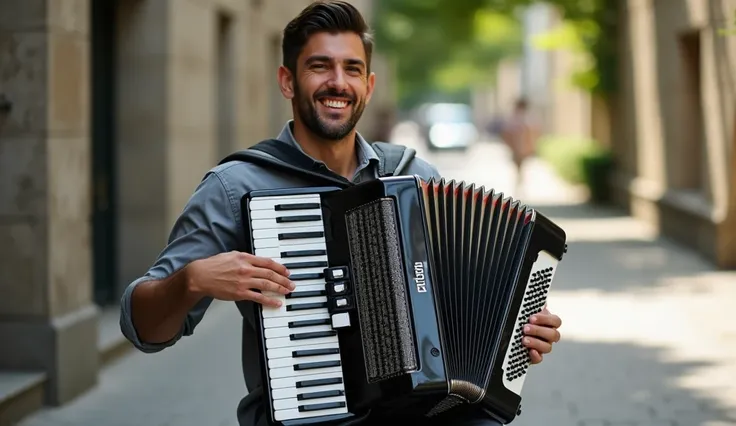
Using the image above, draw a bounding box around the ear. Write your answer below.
[277,65,295,99]
[365,71,376,105]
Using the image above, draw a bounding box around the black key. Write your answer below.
[276,215,321,223]
[298,401,347,412]
[278,231,324,240]
[288,318,331,328]
[296,377,342,388]
[274,203,321,211]
[289,273,324,281]
[297,390,345,401]
[292,347,340,357]
[294,360,341,371]
[290,331,337,341]
[287,302,328,312]
[282,261,329,269]
[286,290,327,299]
[281,249,326,258]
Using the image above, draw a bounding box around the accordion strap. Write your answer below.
[219,138,415,185]
[219,139,354,188]
[371,141,414,177]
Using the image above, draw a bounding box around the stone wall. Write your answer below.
[0,0,98,405]
[610,0,736,268]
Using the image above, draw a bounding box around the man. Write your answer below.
[501,97,539,196]
[119,2,562,425]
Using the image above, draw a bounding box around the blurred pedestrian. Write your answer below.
[501,97,539,196]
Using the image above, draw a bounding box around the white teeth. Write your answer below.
[322,99,348,109]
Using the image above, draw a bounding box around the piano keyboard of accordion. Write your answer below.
[241,175,567,426]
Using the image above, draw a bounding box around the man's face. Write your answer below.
[283,32,375,141]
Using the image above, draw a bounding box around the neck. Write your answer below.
[292,119,359,181]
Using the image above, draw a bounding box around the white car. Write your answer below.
[419,103,479,150]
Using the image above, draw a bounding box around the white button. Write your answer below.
[332,269,344,279]
[334,283,345,293]
[336,298,347,307]
[332,313,351,328]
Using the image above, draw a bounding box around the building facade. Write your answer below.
[610,0,736,268]
[0,0,388,424]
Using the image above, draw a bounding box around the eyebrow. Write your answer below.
[305,55,366,68]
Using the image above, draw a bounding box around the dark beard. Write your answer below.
[295,82,366,141]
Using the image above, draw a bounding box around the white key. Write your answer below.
[269,364,343,379]
[274,405,347,422]
[267,342,339,359]
[256,243,326,258]
[268,352,341,369]
[261,294,328,319]
[266,333,337,349]
[263,312,331,329]
[284,284,327,294]
[249,195,321,211]
[255,237,326,250]
[253,226,324,240]
[272,382,344,400]
[264,324,333,339]
[250,208,322,220]
[273,255,328,265]
[250,195,320,205]
[273,395,346,410]
[270,371,341,389]
[251,218,323,231]
[286,266,326,274]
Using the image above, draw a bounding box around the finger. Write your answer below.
[528,349,543,365]
[524,324,561,343]
[529,312,562,328]
[247,267,295,291]
[249,278,293,294]
[243,290,283,308]
[242,253,291,277]
[522,336,553,355]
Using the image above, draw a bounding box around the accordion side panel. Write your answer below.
[345,198,418,384]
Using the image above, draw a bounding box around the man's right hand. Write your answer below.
[185,251,295,307]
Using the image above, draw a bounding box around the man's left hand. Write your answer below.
[522,305,562,364]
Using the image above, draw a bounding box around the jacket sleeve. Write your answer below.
[119,170,241,353]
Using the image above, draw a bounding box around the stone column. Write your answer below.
[0,0,99,405]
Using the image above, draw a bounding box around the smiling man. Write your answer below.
[119,2,563,425]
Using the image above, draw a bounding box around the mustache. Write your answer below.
[314,89,355,102]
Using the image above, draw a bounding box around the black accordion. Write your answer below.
[241,175,567,425]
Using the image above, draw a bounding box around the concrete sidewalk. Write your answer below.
[515,201,736,426]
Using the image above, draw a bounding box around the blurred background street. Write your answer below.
[2,0,736,425]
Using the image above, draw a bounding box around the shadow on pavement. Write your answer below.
[516,339,736,426]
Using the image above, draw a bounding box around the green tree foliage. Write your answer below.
[373,0,524,109]
[373,0,619,109]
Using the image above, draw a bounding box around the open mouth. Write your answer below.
[318,98,352,110]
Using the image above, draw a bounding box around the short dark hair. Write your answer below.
[282,1,374,75]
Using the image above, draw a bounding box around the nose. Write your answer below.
[326,67,348,92]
